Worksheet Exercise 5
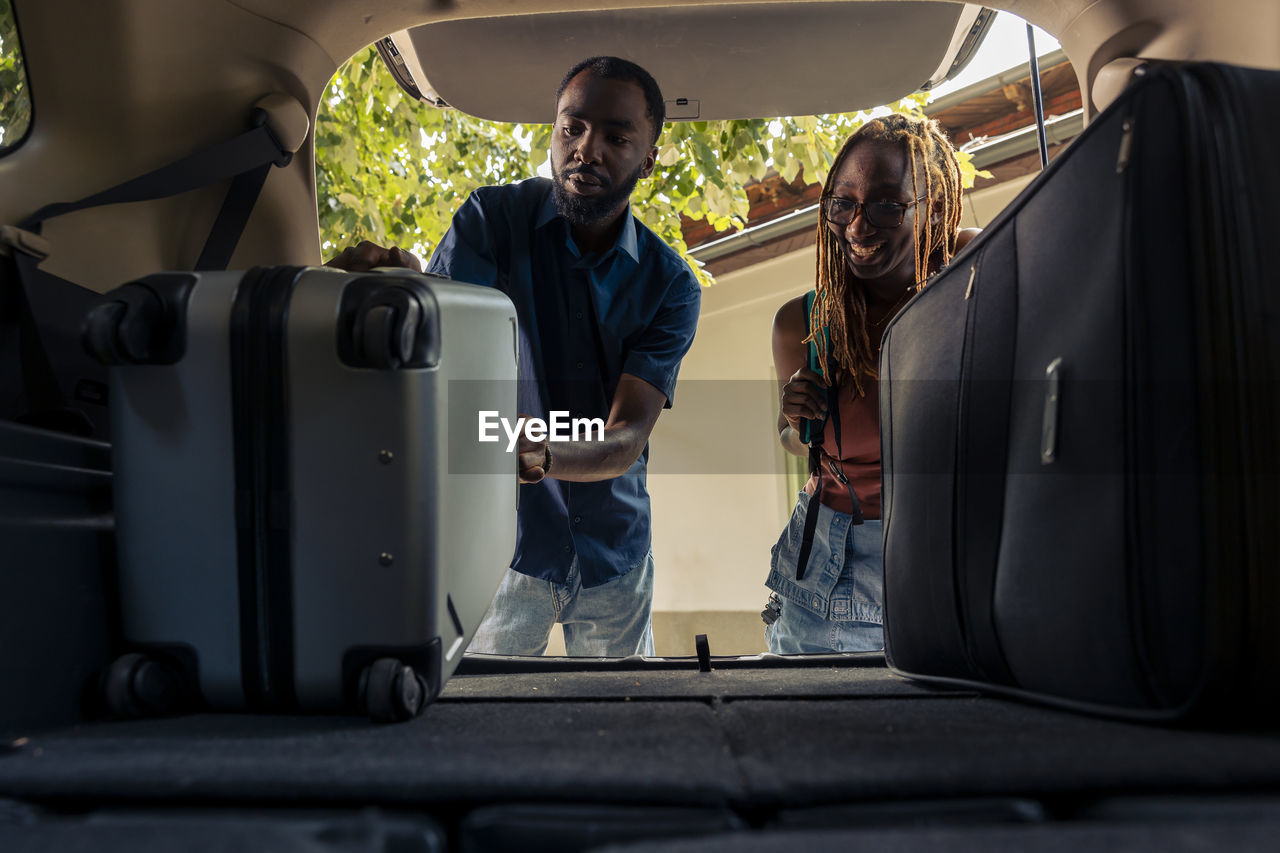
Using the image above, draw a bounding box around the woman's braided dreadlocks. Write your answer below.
[808,113,965,397]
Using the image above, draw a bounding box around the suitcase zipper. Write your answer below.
[951,250,1020,685]
[230,266,302,711]
[1115,104,1165,709]
[951,262,983,679]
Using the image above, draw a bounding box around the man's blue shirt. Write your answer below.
[426,177,700,587]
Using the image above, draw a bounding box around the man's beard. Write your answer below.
[552,162,644,227]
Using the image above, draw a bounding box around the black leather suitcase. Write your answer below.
[879,63,1280,720]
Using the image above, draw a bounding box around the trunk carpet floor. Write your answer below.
[1,666,1277,810]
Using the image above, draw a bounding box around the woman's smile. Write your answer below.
[846,241,884,261]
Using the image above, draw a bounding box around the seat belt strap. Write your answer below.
[5,110,292,434]
[18,116,290,233]
[195,161,274,270]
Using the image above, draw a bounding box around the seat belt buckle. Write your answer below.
[0,225,51,261]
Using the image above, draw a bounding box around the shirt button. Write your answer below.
[563,545,572,553]
[573,516,582,524]
[576,362,584,369]
[576,312,583,319]
[813,596,821,607]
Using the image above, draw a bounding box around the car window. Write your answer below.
[0,0,31,155]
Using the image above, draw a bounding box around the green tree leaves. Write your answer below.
[316,51,985,287]
[315,48,543,263]
[0,0,32,151]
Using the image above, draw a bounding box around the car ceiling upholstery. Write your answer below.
[395,3,973,123]
[0,0,1276,294]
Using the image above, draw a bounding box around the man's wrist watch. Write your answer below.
[543,444,553,475]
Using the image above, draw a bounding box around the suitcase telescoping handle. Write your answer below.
[338,276,441,371]
[82,274,198,366]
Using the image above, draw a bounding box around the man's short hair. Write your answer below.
[556,56,666,146]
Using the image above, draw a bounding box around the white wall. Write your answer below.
[961,172,1036,229]
[648,247,815,618]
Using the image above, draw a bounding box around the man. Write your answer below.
[327,56,700,657]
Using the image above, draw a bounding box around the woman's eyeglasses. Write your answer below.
[821,195,923,229]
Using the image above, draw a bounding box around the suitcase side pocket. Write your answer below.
[880,256,973,678]
[954,232,1018,687]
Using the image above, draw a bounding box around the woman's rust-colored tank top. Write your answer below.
[802,372,881,520]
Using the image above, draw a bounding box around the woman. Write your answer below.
[766,113,976,654]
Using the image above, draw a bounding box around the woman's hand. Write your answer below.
[779,365,829,437]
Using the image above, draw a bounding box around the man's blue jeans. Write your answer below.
[468,552,655,657]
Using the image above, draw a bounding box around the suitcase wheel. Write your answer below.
[82,284,166,365]
[101,653,184,718]
[354,287,425,369]
[360,306,395,369]
[359,657,427,723]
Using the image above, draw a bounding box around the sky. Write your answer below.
[929,11,1061,99]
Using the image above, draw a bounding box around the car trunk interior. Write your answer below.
[3,1,1280,849]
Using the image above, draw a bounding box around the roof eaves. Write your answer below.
[924,48,1069,115]
[689,108,1084,264]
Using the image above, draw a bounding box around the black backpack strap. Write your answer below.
[794,291,868,581]
[794,458,823,581]
[826,376,863,526]
[795,290,824,580]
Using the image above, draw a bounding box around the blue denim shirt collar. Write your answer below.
[534,189,640,265]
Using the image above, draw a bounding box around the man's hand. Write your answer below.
[516,415,550,484]
[325,241,423,273]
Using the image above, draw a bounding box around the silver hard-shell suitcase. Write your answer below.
[83,266,518,721]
